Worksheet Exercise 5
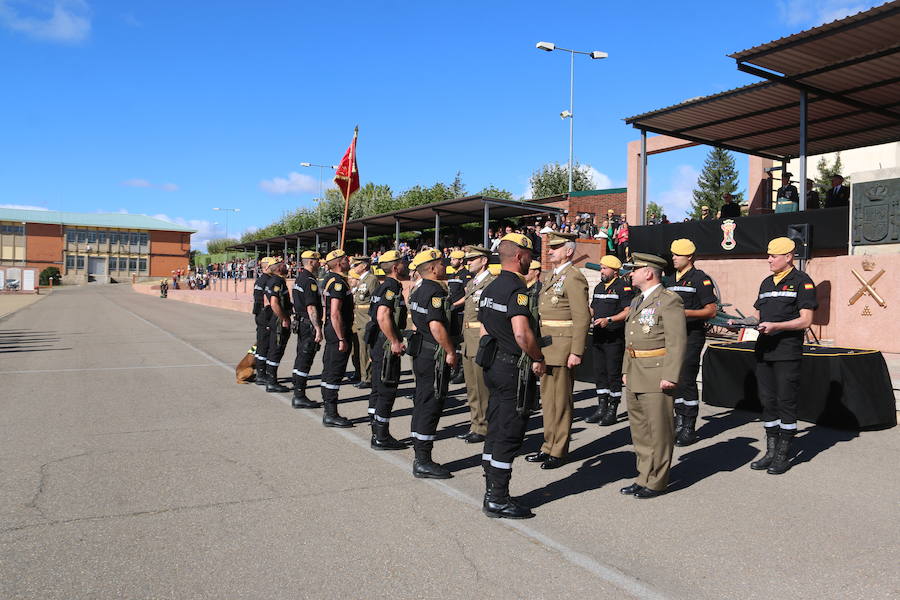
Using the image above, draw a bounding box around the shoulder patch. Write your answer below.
[803,283,814,289]
[310,283,317,291]
[334,283,343,291]
[703,279,712,286]
[623,286,632,291]
[385,290,395,300]
[273,285,281,292]
[517,293,528,306]
[432,296,442,308]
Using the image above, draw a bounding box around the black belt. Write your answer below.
[495,350,520,366]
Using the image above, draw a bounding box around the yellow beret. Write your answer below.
[325,249,346,263]
[300,250,321,260]
[500,232,533,250]
[446,266,457,274]
[373,267,385,277]
[259,257,274,268]
[529,260,542,271]
[670,238,696,256]
[488,264,502,276]
[465,246,491,259]
[348,270,359,279]
[378,250,401,263]
[449,250,466,259]
[599,255,622,270]
[410,248,443,269]
[547,231,577,247]
[767,237,795,255]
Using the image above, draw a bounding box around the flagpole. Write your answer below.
[339,126,358,250]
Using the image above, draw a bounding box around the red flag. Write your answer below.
[334,127,360,199]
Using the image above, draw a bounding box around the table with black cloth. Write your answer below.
[701,341,896,430]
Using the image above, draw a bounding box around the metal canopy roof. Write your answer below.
[231,195,563,250]
[625,1,900,159]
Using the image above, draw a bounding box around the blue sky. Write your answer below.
[0,0,882,248]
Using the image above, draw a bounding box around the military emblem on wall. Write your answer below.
[720,219,736,250]
[849,256,886,313]
[852,179,899,246]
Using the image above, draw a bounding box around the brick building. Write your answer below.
[0,208,193,285]
[531,188,628,225]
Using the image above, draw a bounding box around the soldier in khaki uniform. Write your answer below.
[458,246,495,443]
[525,232,590,469]
[620,253,686,499]
[350,256,377,389]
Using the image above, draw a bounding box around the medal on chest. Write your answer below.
[637,307,657,330]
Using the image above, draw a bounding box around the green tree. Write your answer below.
[449,171,467,198]
[206,238,239,254]
[646,201,664,223]
[529,162,596,199]
[479,185,515,201]
[689,148,743,219]
[815,152,849,195]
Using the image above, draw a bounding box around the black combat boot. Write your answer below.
[482,467,533,519]
[412,442,452,479]
[674,412,685,437]
[585,395,609,424]
[254,361,270,386]
[599,399,620,426]
[371,421,407,450]
[675,415,699,447]
[750,427,780,470]
[767,430,795,475]
[265,366,290,393]
[291,374,320,408]
[322,401,353,428]
[450,360,464,385]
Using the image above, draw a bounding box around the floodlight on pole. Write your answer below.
[535,41,608,193]
[300,161,338,204]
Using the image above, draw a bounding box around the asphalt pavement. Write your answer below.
[1,285,897,599]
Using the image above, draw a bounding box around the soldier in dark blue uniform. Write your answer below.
[667,239,717,446]
[750,237,817,475]
[408,249,457,479]
[367,250,408,450]
[263,260,292,393]
[290,250,323,409]
[320,249,354,428]
[478,233,544,519]
[586,254,634,425]
[447,249,470,385]
[252,257,274,385]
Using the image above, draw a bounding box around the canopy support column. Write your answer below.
[639,129,648,225]
[483,203,490,247]
[315,233,320,253]
[395,217,400,250]
[363,224,368,256]
[434,212,441,248]
[798,90,808,212]
[266,243,271,256]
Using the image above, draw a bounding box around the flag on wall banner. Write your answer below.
[334,127,360,199]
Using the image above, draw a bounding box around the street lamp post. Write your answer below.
[212,207,240,262]
[300,162,339,204]
[536,42,607,193]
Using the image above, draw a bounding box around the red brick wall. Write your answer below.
[24,223,64,269]
[149,230,191,277]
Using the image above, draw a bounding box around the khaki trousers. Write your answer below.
[539,366,574,458]
[461,354,488,435]
[351,328,371,384]
[626,389,675,491]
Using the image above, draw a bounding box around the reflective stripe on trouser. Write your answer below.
[266,313,290,368]
[674,328,705,418]
[371,336,400,421]
[321,326,350,404]
[292,320,318,393]
[410,352,447,452]
[255,308,272,367]
[539,365,575,458]
[626,389,675,491]
[755,359,801,426]
[592,337,625,403]
[483,360,530,470]
[461,354,489,436]
[351,327,372,384]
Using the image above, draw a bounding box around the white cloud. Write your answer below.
[776,0,876,27]
[121,178,179,192]
[259,171,320,195]
[657,164,699,220]
[0,203,50,210]
[0,0,91,43]
[586,167,613,190]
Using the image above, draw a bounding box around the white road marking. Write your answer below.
[110,294,669,600]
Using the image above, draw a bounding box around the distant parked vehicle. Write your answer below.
[5,279,20,291]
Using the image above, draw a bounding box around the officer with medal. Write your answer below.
[252,257,275,385]
[263,260,293,393]
[407,248,457,479]
[447,249,470,384]
[367,250,408,450]
[746,237,817,475]
[478,233,544,519]
[525,231,590,470]
[667,239,717,446]
[457,246,495,444]
[290,250,324,409]
[320,249,355,428]
[586,254,634,425]
[350,256,376,389]
[620,253,686,499]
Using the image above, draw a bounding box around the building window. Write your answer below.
[76,256,84,270]
[139,258,147,272]
[98,231,107,244]
[66,255,75,269]
[66,229,76,243]
[108,257,117,271]
[77,230,87,243]
[140,232,149,246]
[87,230,97,243]
[129,258,137,271]
[110,231,118,244]
[0,224,25,235]
[130,233,139,246]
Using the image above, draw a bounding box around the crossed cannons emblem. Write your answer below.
[849,268,886,308]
